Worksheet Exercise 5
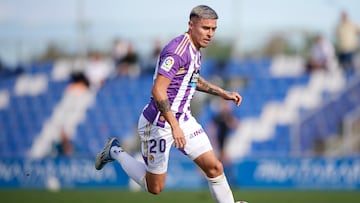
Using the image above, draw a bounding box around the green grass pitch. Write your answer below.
[1,189,359,203]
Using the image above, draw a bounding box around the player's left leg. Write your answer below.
[194,150,236,203]
[180,116,236,203]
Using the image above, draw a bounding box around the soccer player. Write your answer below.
[95,5,245,203]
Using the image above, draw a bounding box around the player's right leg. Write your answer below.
[138,114,173,194]
[95,137,167,194]
[144,171,166,194]
[95,137,148,189]
[95,114,172,195]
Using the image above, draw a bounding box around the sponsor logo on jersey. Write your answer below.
[189,69,200,87]
[189,128,204,139]
[161,56,174,72]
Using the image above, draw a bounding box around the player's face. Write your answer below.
[189,18,217,50]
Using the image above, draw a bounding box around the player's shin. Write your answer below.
[206,173,235,203]
[111,147,147,189]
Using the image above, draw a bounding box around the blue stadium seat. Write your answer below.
[1,58,358,159]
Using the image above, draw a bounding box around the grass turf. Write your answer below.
[1,189,359,203]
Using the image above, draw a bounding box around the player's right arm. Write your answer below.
[152,74,186,149]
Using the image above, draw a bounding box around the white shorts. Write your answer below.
[137,114,213,174]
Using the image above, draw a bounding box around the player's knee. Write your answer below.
[147,185,164,195]
[145,173,166,195]
[205,161,224,178]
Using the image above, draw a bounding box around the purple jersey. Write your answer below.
[142,33,202,127]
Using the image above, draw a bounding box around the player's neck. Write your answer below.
[185,32,200,51]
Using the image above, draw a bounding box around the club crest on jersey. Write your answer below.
[161,56,174,72]
[149,154,155,163]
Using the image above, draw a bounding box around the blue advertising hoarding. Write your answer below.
[0,158,129,189]
[0,157,359,189]
[234,157,360,189]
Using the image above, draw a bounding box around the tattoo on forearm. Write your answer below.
[207,87,219,96]
[197,78,220,96]
[156,99,171,113]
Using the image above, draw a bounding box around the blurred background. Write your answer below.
[1,0,360,196]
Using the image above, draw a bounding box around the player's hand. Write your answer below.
[223,91,242,106]
[172,125,186,150]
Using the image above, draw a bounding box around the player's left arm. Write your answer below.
[196,76,242,106]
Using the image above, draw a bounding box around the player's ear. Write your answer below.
[188,20,193,29]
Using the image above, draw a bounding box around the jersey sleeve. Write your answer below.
[157,53,182,80]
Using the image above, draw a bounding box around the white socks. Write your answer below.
[207,173,235,203]
[110,146,147,190]
[110,146,235,203]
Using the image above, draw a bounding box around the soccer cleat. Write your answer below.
[236,201,248,203]
[95,137,121,170]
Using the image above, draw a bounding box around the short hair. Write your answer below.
[189,5,218,20]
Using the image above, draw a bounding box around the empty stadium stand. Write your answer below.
[0,57,359,160]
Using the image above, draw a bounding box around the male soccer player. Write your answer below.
[95,5,245,203]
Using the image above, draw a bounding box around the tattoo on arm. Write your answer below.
[156,99,171,113]
[196,77,220,96]
[207,87,220,96]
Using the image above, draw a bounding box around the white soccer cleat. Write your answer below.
[236,201,248,203]
[95,137,121,170]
